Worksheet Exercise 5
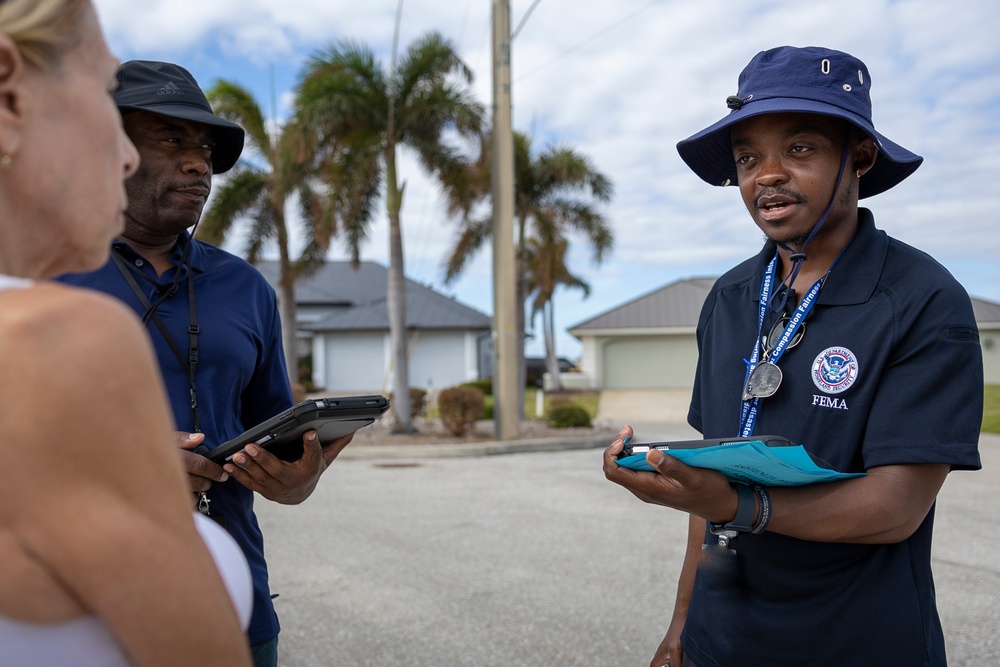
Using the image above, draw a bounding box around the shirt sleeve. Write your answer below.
[861,278,983,471]
[239,280,294,429]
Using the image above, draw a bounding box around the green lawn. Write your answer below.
[984,385,1000,434]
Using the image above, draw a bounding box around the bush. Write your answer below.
[546,400,592,429]
[461,379,493,396]
[390,388,428,420]
[438,386,485,437]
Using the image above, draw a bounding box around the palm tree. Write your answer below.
[524,235,591,391]
[198,80,336,386]
[296,32,484,432]
[444,131,613,394]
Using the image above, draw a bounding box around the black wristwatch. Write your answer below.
[709,482,756,544]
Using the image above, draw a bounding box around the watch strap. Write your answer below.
[710,482,756,534]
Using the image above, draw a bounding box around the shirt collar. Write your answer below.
[112,230,207,274]
[752,208,887,306]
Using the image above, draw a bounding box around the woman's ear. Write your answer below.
[0,34,26,156]
[853,136,878,177]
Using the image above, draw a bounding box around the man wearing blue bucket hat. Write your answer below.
[605,46,982,666]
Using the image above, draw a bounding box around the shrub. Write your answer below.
[438,386,485,437]
[409,388,427,418]
[546,401,592,429]
[390,388,428,420]
[461,379,493,396]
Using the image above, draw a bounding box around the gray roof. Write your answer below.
[568,276,1000,335]
[973,297,1000,328]
[568,277,716,335]
[255,260,491,333]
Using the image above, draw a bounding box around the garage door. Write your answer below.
[323,333,386,393]
[603,335,697,389]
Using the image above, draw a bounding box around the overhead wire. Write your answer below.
[514,0,663,82]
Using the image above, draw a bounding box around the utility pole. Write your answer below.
[492,0,519,440]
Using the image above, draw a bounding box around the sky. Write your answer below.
[94,0,1000,361]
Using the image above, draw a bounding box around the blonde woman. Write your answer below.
[0,1,252,665]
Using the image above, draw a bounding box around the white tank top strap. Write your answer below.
[193,513,254,628]
[0,274,33,291]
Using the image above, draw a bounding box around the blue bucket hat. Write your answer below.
[114,60,244,174]
[676,46,922,199]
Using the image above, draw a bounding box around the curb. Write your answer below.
[338,433,614,462]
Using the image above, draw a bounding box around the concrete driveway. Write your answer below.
[256,430,999,667]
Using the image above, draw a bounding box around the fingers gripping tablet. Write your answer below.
[616,435,794,459]
[205,395,389,464]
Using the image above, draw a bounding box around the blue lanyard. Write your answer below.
[739,254,826,436]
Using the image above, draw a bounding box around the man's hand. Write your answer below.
[222,430,354,505]
[176,431,229,502]
[603,426,738,524]
[650,615,685,667]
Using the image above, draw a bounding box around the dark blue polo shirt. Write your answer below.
[61,233,293,646]
[682,209,982,666]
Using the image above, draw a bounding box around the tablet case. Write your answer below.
[618,435,794,458]
[207,395,389,463]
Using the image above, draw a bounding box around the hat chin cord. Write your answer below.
[769,141,851,314]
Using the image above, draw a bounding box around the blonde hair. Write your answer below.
[0,0,88,71]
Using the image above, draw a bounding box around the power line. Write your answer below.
[515,0,663,82]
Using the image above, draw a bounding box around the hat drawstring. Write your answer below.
[769,141,851,314]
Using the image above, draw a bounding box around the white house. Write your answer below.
[255,261,492,395]
[569,277,1000,390]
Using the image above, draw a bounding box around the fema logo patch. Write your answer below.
[812,346,859,394]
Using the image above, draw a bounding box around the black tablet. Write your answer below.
[617,435,794,459]
[206,395,389,464]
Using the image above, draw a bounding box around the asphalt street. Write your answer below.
[256,428,999,667]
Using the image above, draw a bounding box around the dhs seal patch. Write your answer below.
[812,346,858,394]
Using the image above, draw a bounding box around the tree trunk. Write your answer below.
[278,280,298,390]
[274,207,299,387]
[544,300,563,391]
[385,145,415,432]
[515,215,527,417]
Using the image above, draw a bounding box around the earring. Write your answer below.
[855,168,862,178]
[0,154,10,169]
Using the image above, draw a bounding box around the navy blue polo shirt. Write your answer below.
[682,209,982,667]
[60,233,293,646]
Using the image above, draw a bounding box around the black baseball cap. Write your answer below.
[114,60,245,174]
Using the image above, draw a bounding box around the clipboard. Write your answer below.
[615,435,865,486]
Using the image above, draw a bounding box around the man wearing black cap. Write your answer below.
[604,47,982,667]
[61,60,343,666]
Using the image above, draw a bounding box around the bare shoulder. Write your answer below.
[0,282,174,472]
[0,282,148,358]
